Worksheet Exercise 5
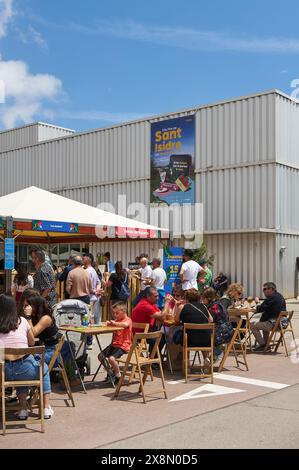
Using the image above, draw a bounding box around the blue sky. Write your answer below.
[1,0,299,131]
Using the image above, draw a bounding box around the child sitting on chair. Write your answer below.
[98,301,132,386]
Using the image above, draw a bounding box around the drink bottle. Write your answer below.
[82,313,89,327]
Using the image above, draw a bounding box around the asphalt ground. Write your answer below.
[1,301,299,449]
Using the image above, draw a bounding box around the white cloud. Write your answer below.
[0,59,62,128]
[58,109,148,123]
[17,25,48,49]
[68,18,299,54]
[0,0,13,38]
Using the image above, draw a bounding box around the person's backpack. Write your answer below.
[115,273,131,301]
[213,301,234,346]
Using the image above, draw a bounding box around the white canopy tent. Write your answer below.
[0,186,168,243]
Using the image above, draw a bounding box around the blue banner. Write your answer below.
[151,115,195,205]
[163,246,183,294]
[32,220,79,233]
[5,238,15,270]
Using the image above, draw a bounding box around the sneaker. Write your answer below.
[87,344,93,350]
[113,376,120,386]
[44,406,54,419]
[253,345,266,352]
[18,409,28,420]
[214,352,224,366]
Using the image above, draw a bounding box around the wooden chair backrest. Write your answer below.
[128,331,162,362]
[183,323,215,348]
[48,334,65,372]
[3,346,45,360]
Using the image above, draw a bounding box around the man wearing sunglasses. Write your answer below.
[251,282,286,351]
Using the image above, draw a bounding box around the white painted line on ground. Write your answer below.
[213,373,289,390]
[169,384,245,402]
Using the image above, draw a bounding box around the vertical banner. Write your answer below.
[4,238,15,270]
[151,115,195,205]
[163,246,183,294]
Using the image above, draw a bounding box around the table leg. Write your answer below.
[93,335,115,388]
[65,331,87,394]
[163,325,173,375]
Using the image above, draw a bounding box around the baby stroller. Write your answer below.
[53,299,91,377]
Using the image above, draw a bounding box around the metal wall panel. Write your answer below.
[0,124,38,153]
[275,234,298,298]
[37,123,74,142]
[276,165,299,231]
[276,94,299,167]
[205,232,277,298]
[197,93,276,169]
[197,163,276,231]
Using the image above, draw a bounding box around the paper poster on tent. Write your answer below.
[151,115,195,205]
[163,246,183,294]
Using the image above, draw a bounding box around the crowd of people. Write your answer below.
[0,246,287,422]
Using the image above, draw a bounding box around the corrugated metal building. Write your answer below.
[0,90,298,297]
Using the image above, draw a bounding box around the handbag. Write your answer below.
[115,273,131,301]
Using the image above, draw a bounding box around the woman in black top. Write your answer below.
[175,289,213,349]
[22,294,71,366]
[108,261,129,305]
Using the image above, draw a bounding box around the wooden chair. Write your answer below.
[183,323,215,383]
[114,331,167,404]
[48,334,75,407]
[218,318,249,373]
[1,346,45,435]
[117,322,154,384]
[263,311,297,356]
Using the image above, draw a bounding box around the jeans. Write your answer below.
[4,354,51,394]
[44,342,74,367]
[94,299,101,324]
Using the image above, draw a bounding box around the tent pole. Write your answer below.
[5,216,13,292]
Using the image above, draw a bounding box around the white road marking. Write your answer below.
[213,373,289,390]
[169,384,245,402]
[167,374,289,390]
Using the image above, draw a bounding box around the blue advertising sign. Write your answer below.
[5,238,15,270]
[151,115,195,205]
[163,246,183,294]
[32,220,79,233]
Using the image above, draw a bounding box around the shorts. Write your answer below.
[102,344,127,359]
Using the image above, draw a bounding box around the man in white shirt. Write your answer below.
[151,258,167,308]
[132,257,154,307]
[179,249,206,290]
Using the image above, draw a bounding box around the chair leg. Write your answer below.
[59,361,75,407]
[264,328,276,352]
[2,380,6,436]
[128,365,136,384]
[137,363,146,403]
[114,364,128,398]
[158,355,168,399]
